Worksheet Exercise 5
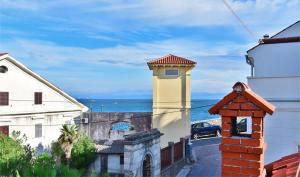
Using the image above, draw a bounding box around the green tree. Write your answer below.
[58,124,79,165]
[71,134,96,170]
[0,132,33,176]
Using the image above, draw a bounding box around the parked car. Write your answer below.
[191,122,222,139]
[237,118,247,133]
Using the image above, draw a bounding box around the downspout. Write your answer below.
[245,55,254,77]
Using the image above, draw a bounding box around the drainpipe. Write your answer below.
[245,55,254,77]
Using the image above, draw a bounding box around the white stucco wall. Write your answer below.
[0,59,83,114]
[248,42,300,78]
[108,155,122,173]
[0,56,86,148]
[264,108,300,163]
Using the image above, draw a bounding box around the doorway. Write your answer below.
[142,154,152,177]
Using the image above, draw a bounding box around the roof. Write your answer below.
[247,20,300,52]
[0,53,8,57]
[95,140,124,154]
[0,53,88,112]
[208,82,275,115]
[265,152,300,177]
[261,36,300,44]
[147,54,196,66]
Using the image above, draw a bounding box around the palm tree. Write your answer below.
[58,124,79,165]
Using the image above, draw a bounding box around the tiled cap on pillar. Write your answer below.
[208,82,275,177]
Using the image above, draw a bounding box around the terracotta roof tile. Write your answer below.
[265,152,300,177]
[208,82,275,115]
[147,54,196,65]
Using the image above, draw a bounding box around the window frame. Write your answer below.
[34,92,43,105]
[0,92,9,106]
[165,69,179,76]
[35,123,42,138]
[120,154,124,165]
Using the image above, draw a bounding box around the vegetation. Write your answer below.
[71,134,97,170]
[58,124,80,165]
[0,125,99,177]
[0,131,34,176]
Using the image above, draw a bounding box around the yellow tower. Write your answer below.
[148,54,196,148]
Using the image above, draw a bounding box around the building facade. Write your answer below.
[148,54,196,148]
[246,20,300,163]
[0,53,88,149]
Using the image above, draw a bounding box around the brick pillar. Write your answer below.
[208,82,275,177]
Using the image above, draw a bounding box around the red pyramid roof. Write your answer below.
[208,82,275,115]
[147,54,196,65]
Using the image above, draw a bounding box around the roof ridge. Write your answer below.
[147,54,196,65]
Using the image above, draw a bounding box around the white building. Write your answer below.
[246,20,300,163]
[0,53,88,149]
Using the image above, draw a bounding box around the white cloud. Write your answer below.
[1,0,299,38]
[1,38,249,66]
[0,38,249,96]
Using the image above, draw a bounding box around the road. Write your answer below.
[187,137,221,177]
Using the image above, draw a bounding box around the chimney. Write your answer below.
[263,34,269,39]
[208,82,275,177]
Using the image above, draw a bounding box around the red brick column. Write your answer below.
[208,82,275,177]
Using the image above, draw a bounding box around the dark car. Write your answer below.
[191,122,222,139]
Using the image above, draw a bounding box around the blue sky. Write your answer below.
[0,0,299,99]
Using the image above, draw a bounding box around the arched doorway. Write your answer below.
[142,154,152,177]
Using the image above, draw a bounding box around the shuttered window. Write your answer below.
[35,124,42,138]
[0,92,9,106]
[0,126,9,136]
[34,92,42,105]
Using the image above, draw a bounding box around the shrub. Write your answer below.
[0,132,33,176]
[71,134,97,170]
[23,153,56,177]
[56,164,83,177]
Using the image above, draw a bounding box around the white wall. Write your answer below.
[264,109,300,163]
[0,59,82,114]
[108,155,121,174]
[248,42,300,77]
[248,77,300,100]
[0,57,86,148]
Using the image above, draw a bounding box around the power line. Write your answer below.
[2,104,215,126]
[222,0,256,39]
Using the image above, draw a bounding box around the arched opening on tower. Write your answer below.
[142,154,152,177]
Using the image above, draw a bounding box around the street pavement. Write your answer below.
[187,137,221,177]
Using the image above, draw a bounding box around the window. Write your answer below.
[34,92,42,105]
[165,69,179,76]
[120,154,124,165]
[0,92,9,106]
[203,122,211,128]
[0,126,9,136]
[35,123,42,138]
[232,117,251,137]
[0,65,8,73]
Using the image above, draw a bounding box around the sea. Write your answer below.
[78,99,220,122]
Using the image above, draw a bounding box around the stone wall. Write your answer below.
[78,112,152,142]
[124,129,162,177]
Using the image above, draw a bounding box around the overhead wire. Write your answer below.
[222,0,257,40]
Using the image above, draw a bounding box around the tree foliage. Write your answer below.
[0,132,34,176]
[71,134,97,169]
[58,124,80,164]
